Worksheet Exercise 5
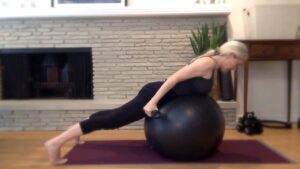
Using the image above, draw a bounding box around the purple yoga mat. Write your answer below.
[64,140,291,165]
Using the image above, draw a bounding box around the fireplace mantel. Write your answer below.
[0,5,231,19]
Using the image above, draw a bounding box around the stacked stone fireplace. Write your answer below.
[0,16,237,131]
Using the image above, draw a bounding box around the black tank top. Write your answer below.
[169,56,216,96]
[172,75,214,96]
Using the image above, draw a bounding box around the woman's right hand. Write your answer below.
[143,102,158,117]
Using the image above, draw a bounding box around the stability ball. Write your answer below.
[144,95,225,161]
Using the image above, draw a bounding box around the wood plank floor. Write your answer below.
[0,127,299,169]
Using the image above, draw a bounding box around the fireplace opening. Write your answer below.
[0,48,93,99]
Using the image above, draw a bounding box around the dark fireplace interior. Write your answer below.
[0,48,93,99]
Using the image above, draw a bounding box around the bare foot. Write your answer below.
[44,140,68,165]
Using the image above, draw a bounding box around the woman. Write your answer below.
[45,40,249,165]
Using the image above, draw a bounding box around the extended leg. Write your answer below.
[45,81,176,165]
[79,81,177,134]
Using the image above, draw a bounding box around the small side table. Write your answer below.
[241,40,300,128]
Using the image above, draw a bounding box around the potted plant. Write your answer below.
[190,23,226,55]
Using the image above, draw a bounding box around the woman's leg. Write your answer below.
[79,82,178,134]
[45,81,176,165]
[45,123,83,165]
[67,124,85,145]
[44,93,151,165]
[79,94,149,133]
[79,81,177,133]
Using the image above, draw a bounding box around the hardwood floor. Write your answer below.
[0,126,299,169]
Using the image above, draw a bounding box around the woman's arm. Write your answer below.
[143,57,216,116]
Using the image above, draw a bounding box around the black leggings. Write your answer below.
[79,81,178,134]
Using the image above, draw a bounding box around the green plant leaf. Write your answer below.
[190,23,227,57]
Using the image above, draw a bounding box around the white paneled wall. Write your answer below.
[247,61,300,122]
[248,61,287,121]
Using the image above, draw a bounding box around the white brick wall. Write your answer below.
[0,16,233,131]
[0,17,226,100]
[0,106,237,131]
[0,110,92,131]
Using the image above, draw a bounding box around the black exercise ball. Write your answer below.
[144,95,225,161]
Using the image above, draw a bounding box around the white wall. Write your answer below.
[247,62,288,121]
[227,0,300,40]
[226,0,248,40]
[246,61,300,122]
[228,0,300,122]
[254,5,299,40]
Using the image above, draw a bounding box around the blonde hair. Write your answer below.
[219,40,249,61]
[190,40,249,63]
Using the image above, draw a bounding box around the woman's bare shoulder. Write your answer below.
[191,57,216,69]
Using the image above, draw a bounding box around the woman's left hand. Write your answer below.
[143,102,158,117]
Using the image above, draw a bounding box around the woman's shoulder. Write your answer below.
[188,57,216,79]
[191,56,216,69]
